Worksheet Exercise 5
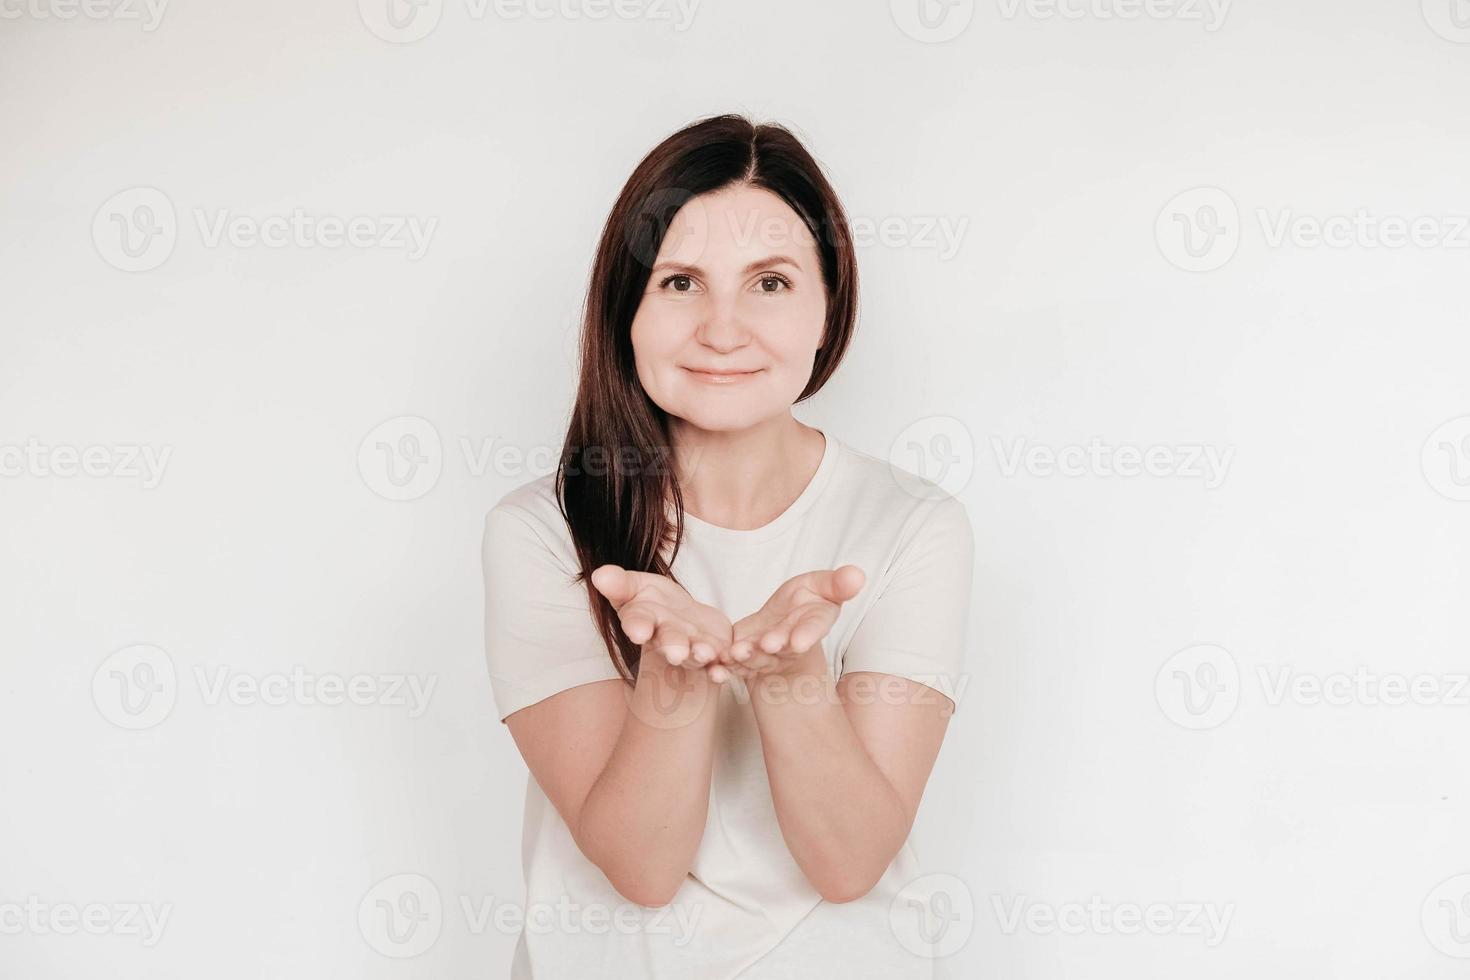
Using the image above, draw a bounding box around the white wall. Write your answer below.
[2,0,1467,976]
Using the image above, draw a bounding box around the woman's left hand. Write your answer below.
[720,565,865,680]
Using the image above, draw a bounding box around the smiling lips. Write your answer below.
[683,366,762,385]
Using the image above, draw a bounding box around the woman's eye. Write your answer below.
[660,274,694,292]
[756,274,791,293]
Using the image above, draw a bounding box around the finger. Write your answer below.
[758,623,791,654]
[690,633,728,665]
[651,621,694,666]
[707,663,730,684]
[740,651,780,675]
[618,601,659,645]
[592,565,685,609]
[619,597,688,646]
[786,605,838,654]
[590,564,637,608]
[804,565,865,605]
[690,638,716,664]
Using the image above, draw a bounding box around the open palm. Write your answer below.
[723,565,866,680]
[590,564,733,675]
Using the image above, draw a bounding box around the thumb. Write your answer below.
[821,564,865,603]
[589,564,637,607]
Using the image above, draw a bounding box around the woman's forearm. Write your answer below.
[749,646,910,903]
[573,654,720,907]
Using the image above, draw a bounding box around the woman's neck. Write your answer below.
[670,415,825,531]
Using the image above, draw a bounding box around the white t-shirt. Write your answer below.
[480,426,974,979]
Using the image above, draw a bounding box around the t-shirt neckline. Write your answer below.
[680,426,839,547]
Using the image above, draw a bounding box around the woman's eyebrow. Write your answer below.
[651,254,803,276]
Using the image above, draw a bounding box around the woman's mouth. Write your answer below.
[682,367,763,385]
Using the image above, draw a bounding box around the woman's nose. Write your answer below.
[695,295,750,352]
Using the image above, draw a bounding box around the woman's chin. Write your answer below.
[669,402,772,434]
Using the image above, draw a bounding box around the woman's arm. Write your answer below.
[501,564,733,908]
[505,653,722,907]
[747,646,951,903]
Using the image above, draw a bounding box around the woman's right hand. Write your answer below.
[589,565,736,682]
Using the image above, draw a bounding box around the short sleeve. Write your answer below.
[838,494,975,713]
[481,502,624,723]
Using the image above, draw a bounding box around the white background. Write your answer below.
[2,0,1469,976]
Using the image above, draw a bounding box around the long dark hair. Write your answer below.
[555,113,859,680]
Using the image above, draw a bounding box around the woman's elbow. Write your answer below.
[816,867,884,905]
[607,874,683,909]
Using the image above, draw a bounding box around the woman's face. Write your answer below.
[630,184,828,433]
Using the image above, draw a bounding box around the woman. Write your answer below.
[481,113,974,978]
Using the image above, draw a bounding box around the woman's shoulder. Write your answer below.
[482,473,577,567]
[827,435,972,533]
